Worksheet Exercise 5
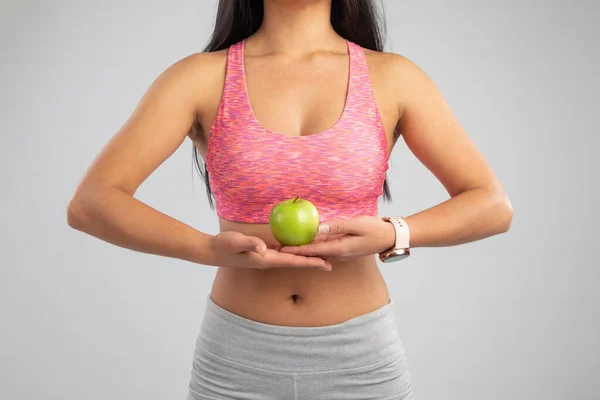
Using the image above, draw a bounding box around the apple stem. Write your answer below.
[293,196,299,203]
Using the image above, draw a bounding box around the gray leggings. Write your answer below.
[186,294,415,400]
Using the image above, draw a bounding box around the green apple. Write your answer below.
[269,197,320,246]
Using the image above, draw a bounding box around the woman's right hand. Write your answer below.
[209,231,332,271]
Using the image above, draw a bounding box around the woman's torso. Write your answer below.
[190,37,403,326]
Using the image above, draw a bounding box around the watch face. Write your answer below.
[382,249,410,263]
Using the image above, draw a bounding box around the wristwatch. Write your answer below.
[379,216,411,263]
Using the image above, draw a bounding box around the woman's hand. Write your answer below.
[278,216,395,260]
[209,231,333,271]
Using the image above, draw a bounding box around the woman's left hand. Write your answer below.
[278,216,396,260]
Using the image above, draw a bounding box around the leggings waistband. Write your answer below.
[195,294,405,374]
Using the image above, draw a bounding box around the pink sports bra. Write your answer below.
[206,39,389,224]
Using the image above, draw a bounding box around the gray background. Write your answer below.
[2,0,598,399]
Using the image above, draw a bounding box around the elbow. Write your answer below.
[67,186,97,231]
[67,194,87,231]
[496,192,513,233]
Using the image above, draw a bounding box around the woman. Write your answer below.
[67,0,513,398]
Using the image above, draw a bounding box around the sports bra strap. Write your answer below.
[345,41,378,111]
[219,41,245,109]
[217,39,379,127]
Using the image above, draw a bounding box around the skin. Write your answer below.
[67,0,513,327]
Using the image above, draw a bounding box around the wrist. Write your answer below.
[200,235,221,266]
[380,219,396,253]
[378,216,411,262]
[181,231,219,266]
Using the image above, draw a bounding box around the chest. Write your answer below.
[244,54,350,137]
[207,124,388,210]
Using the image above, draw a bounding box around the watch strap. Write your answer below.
[383,216,410,250]
[379,216,411,263]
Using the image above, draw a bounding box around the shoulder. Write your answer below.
[362,48,437,116]
[163,49,229,89]
[152,49,229,118]
[362,48,429,88]
[143,50,229,100]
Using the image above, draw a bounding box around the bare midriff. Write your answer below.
[209,218,391,327]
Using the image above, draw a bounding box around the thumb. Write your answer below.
[242,236,267,256]
[318,219,360,235]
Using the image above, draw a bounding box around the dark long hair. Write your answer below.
[192,0,392,208]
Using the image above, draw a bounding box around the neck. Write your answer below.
[252,0,342,56]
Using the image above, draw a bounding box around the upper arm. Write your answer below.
[74,53,212,197]
[391,55,505,197]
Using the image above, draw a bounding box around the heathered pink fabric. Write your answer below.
[206,39,389,224]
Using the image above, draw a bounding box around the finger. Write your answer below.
[232,234,267,256]
[319,219,363,235]
[272,243,283,251]
[264,250,332,270]
[310,233,347,243]
[279,241,345,258]
[282,252,332,269]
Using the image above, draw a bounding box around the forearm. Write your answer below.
[403,187,513,248]
[67,186,216,265]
